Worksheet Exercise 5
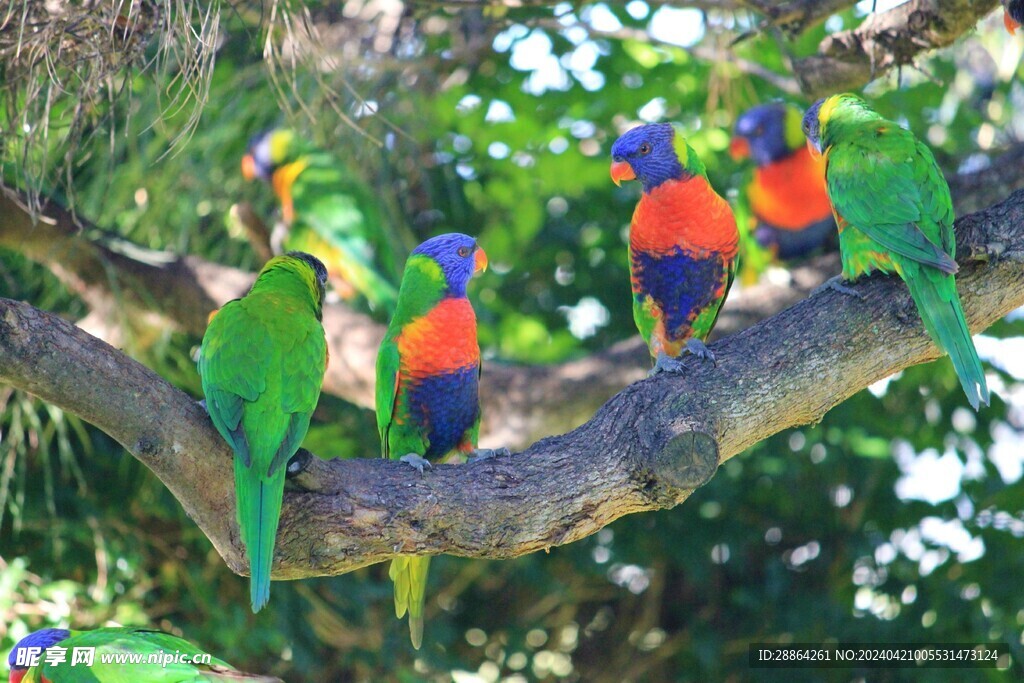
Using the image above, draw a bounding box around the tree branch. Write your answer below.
[2,191,1022,578]
[793,0,1000,98]
[3,143,1024,448]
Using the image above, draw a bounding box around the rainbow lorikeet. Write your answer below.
[610,123,739,374]
[730,103,835,260]
[375,233,495,649]
[1005,0,1023,34]
[7,627,279,682]
[802,93,989,410]
[199,252,328,611]
[242,128,399,312]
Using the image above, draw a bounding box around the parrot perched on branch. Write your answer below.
[610,123,739,374]
[242,128,399,313]
[375,233,494,649]
[1004,0,1023,34]
[199,252,328,611]
[802,93,989,410]
[7,627,279,682]
[730,103,835,260]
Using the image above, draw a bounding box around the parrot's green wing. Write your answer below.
[825,126,957,274]
[375,336,401,460]
[268,320,328,473]
[198,300,271,467]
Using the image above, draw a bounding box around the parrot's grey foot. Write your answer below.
[648,352,686,376]
[399,453,433,474]
[468,447,511,464]
[684,338,717,366]
[286,449,312,478]
[813,275,864,299]
[197,398,208,412]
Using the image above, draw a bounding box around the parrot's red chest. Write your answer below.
[749,148,832,230]
[397,298,480,378]
[631,177,738,258]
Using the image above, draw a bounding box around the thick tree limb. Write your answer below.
[2,191,1022,578]
[3,144,1024,447]
[794,0,1000,98]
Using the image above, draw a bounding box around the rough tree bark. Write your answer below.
[4,143,1023,447]
[793,0,1000,97]
[2,190,1022,579]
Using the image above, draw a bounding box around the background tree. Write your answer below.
[2,1,1024,680]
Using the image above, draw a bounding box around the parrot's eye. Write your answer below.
[457,246,470,258]
[754,125,764,137]
[638,142,652,155]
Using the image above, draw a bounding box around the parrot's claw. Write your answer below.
[468,447,511,464]
[813,275,864,299]
[648,352,686,376]
[684,338,717,366]
[197,398,208,412]
[399,453,433,474]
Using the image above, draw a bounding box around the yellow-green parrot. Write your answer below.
[803,94,989,410]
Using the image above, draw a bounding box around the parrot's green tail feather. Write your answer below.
[904,271,989,411]
[389,555,431,649]
[235,462,285,612]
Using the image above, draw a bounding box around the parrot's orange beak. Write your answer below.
[10,669,26,683]
[474,246,488,274]
[805,139,822,161]
[610,160,636,187]
[1006,9,1020,34]
[241,154,257,181]
[729,137,750,160]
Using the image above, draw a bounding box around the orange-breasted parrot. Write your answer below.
[375,233,495,649]
[730,103,835,260]
[199,252,328,611]
[7,627,279,682]
[610,123,739,374]
[242,128,399,312]
[1004,0,1023,33]
[802,93,989,410]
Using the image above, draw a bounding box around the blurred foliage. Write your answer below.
[2,1,1024,681]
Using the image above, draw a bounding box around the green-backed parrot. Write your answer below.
[242,128,399,312]
[802,93,989,410]
[199,252,329,611]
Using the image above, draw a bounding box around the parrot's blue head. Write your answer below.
[8,629,70,679]
[242,129,276,181]
[412,233,488,298]
[1008,0,1023,33]
[732,103,804,166]
[801,98,826,155]
[241,128,298,182]
[610,123,684,193]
